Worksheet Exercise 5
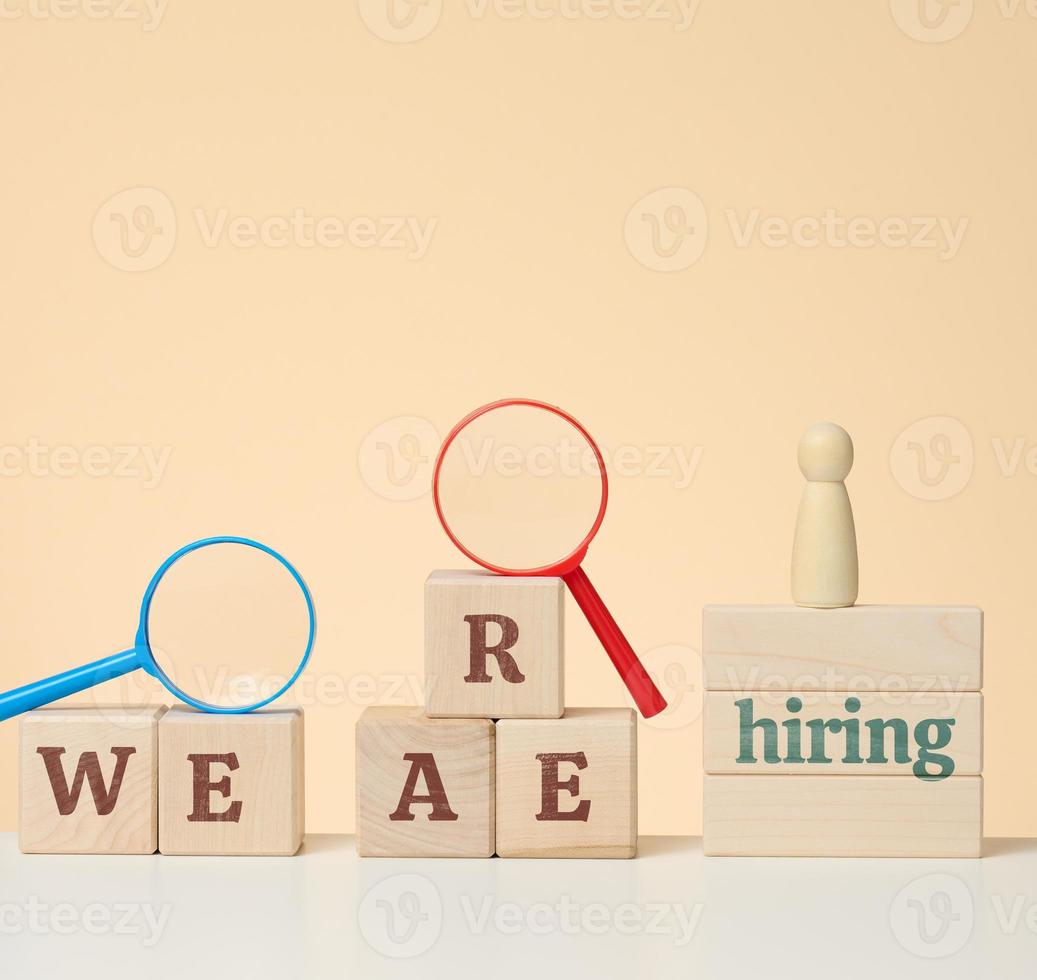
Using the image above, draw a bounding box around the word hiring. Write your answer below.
[736,696,957,780]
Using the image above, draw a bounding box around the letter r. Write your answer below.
[463,614,526,684]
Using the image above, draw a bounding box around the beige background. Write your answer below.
[1,1,1035,836]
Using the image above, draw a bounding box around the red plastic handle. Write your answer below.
[562,566,667,719]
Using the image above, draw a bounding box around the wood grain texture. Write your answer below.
[703,691,983,775]
[20,705,166,854]
[158,706,304,856]
[703,774,983,857]
[355,706,494,857]
[703,605,983,691]
[425,570,564,719]
[495,708,636,859]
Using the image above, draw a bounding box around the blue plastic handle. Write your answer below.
[0,649,143,722]
[0,536,314,722]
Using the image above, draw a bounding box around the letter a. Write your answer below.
[389,752,459,821]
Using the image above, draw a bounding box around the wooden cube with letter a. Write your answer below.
[158,706,304,856]
[496,708,637,858]
[425,570,564,719]
[356,706,494,857]
[20,705,165,854]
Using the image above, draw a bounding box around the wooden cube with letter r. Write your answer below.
[158,705,304,856]
[496,708,637,858]
[425,570,564,719]
[355,706,494,857]
[20,705,165,854]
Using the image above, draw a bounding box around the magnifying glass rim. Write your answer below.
[432,398,610,576]
[135,536,316,714]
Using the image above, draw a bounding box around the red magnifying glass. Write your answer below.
[432,398,667,719]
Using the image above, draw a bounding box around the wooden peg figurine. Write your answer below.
[791,422,858,609]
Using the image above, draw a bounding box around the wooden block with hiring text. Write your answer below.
[703,773,983,857]
[20,705,165,854]
[703,691,983,776]
[355,706,494,857]
[702,605,983,691]
[425,571,564,719]
[158,706,304,856]
[496,708,637,859]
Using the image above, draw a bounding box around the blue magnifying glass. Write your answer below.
[0,536,315,722]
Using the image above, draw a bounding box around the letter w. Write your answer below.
[36,746,137,816]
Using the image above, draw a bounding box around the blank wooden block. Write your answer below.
[20,705,165,854]
[425,570,563,719]
[703,774,983,857]
[703,605,982,692]
[159,706,304,856]
[704,691,983,776]
[496,708,636,859]
[356,706,494,857]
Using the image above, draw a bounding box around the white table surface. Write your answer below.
[2,834,1035,979]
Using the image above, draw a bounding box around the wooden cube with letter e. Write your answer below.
[355,706,494,857]
[425,570,564,719]
[158,705,304,856]
[495,707,637,858]
[20,705,165,854]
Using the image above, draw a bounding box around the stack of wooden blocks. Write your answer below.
[19,705,305,855]
[701,605,984,857]
[355,570,637,858]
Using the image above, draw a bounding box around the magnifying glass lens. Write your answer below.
[146,543,311,709]
[436,404,605,571]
